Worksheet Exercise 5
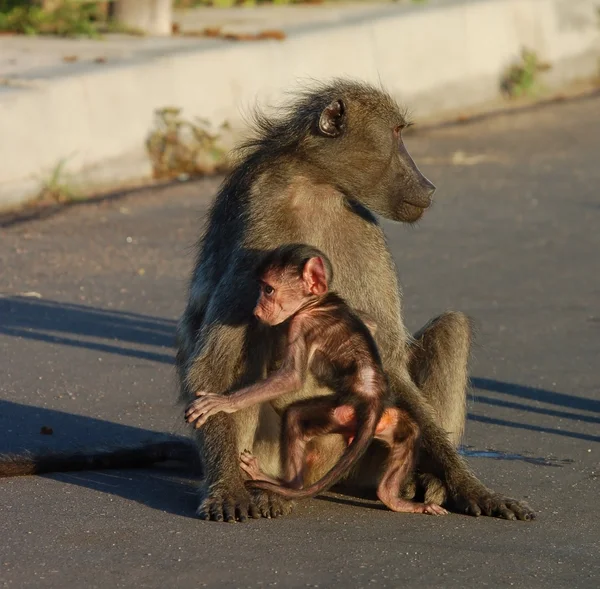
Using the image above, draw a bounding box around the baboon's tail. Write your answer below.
[0,440,199,478]
[247,403,380,499]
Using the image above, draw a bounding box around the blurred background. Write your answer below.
[1,0,599,209]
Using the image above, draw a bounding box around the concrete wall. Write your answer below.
[1,0,599,209]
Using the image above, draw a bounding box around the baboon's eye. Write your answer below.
[393,125,404,137]
[264,284,275,296]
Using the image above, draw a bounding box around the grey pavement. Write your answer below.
[1,94,599,588]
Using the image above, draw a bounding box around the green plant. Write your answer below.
[146,107,230,180]
[501,48,549,98]
[0,1,141,37]
[173,0,419,6]
[37,157,78,204]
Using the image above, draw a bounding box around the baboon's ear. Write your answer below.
[318,99,346,138]
[303,257,328,296]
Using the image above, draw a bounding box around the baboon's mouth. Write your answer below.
[399,202,427,223]
[403,198,431,210]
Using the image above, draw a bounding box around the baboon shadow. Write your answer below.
[469,377,600,444]
[1,295,598,518]
[0,400,200,519]
[0,296,176,364]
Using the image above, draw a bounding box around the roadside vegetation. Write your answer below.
[501,48,550,98]
[173,1,428,7]
[0,1,434,37]
[146,107,232,180]
[0,1,141,36]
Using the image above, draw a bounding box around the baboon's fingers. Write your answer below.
[188,402,221,427]
[249,488,295,519]
[196,495,221,521]
[465,501,482,517]
[479,496,493,517]
[223,501,237,523]
[239,452,253,465]
[186,408,206,424]
[248,503,261,519]
[185,401,205,419]
[185,410,200,422]
[196,506,210,520]
[194,415,208,428]
[235,504,249,523]
[455,491,535,521]
[506,499,536,521]
[197,487,257,523]
[495,503,517,521]
[184,404,197,417]
[193,405,222,427]
[209,502,224,522]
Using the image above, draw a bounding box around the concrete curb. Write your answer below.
[1,0,599,210]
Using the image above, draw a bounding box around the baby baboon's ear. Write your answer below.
[318,99,346,138]
[303,257,328,295]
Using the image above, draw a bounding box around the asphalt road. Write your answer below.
[1,94,599,589]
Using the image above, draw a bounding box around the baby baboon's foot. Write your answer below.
[417,502,449,516]
[378,490,448,516]
[239,450,267,481]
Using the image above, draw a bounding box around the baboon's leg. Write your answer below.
[376,409,447,516]
[406,311,472,504]
[280,398,341,489]
[401,312,534,520]
[409,311,472,444]
[180,317,290,522]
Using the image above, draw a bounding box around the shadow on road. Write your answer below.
[0,296,175,364]
[470,378,600,443]
[471,378,600,414]
[1,295,597,486]
[0,399,200,518]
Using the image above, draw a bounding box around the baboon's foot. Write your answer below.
[196,481,261,523]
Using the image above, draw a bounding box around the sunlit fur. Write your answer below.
[174,79,535,523]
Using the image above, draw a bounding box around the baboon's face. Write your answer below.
[254,269,307,326]
[311,92,436,224]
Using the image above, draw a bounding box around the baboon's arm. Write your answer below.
[185,323,308,426]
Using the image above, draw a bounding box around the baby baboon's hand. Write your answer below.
[239,450,264,481]
[185,392,237,428]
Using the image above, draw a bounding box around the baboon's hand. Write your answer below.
[185,392,237,428]
[239,450,264,481]
[453,488,535,521]
[197,482,261,523]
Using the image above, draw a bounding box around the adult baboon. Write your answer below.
[175,79,535,523]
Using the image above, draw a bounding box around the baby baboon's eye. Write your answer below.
[264,284,274,296]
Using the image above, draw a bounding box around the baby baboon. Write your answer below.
[174,78,534,523]
[185,244,446,515]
